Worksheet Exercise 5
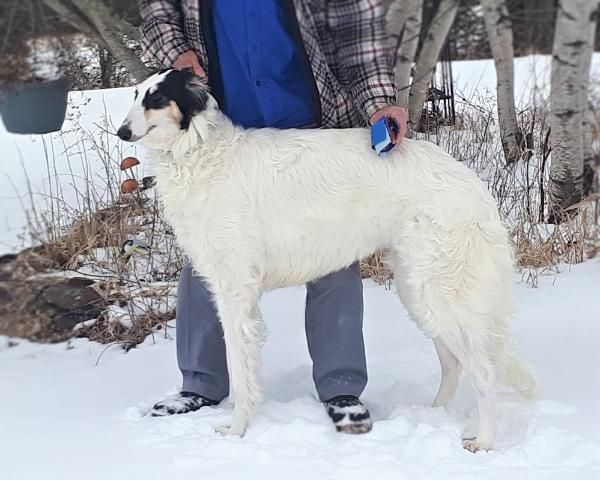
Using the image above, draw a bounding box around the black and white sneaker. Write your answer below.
[324,395,372,434]
[150,391,218,417]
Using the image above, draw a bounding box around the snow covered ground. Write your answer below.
[1,263,599,479]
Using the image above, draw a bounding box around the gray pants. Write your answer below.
[176,262,367,402]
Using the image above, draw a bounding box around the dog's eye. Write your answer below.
[145,92,169,109]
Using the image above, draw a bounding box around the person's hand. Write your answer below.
[369,106,408,144]
[173,51,206,78]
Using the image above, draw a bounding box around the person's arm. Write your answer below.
[138,0,203,75]
[326,0,396,123]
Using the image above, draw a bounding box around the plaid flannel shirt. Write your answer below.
[138,0,396,128]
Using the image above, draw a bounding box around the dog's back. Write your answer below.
[219,129,502,290]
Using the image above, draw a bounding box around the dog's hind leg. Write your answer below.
[208,279,263,437]
[460,340,497,453]
[391,265,496,451]
[433,332,497,452]
[432,336,462,408]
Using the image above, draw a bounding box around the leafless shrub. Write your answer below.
[327,83,598,288]
[416,82,600,286]
[361,251,393,287]
[76,308,174,352]
[8,100,181,346]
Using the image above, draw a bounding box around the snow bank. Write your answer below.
[1,262,599,479]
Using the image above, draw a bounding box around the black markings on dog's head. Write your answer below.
[142,69,210,130]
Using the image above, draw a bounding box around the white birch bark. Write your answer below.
[481,0,522,164]
[582,4,599,196]
[394,0,423,108]
[386,0,410,56]
[408,0,459,130]
[549,0,598,222]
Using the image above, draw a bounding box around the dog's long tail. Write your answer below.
[478,219,538,401]
[497,350,538,400]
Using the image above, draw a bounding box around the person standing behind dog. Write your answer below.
[139,0,408,433]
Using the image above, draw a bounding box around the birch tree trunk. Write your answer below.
[408,0,459,131]
[99,48,113,88]
[391,0,423,108]
[386,0,410,56]
[582,4,599,196]
[481,0,522,164]
[549,0,598,223]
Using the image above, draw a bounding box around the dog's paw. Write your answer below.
[462,437,492,453]
[215,424,246,437]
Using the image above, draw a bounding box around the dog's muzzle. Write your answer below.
[117,125,133,142]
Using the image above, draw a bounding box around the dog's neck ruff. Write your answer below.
[148,97,241,160]
[149,99,242,193]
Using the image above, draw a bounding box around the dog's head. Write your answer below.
[117,69,210,149]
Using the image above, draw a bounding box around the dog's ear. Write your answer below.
[184,71,210,113]
[164,69,210,129]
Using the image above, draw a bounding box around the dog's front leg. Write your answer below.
[209,280,263,437]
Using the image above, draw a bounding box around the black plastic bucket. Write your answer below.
[0,79,69,134]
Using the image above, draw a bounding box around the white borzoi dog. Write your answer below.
[118,70,536,452]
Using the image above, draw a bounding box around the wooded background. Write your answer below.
[1,0,597,88]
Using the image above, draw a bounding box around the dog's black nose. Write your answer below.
[117,125,132,141]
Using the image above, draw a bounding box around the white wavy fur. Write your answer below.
[122,73,536,451]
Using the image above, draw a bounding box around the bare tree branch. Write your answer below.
[40,0,150,82]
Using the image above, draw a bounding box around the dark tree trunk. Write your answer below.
[99,48,113,88]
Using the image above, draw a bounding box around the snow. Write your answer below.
[451,53,600,108]
[1,263,599,479]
